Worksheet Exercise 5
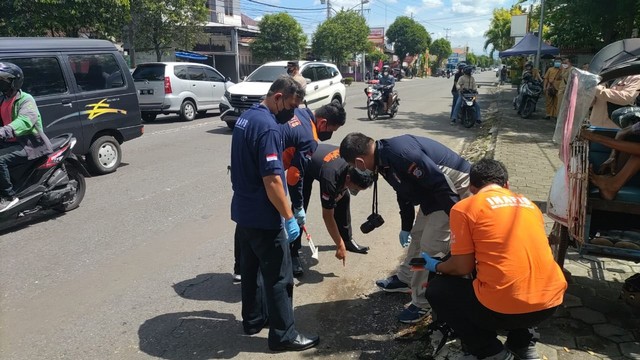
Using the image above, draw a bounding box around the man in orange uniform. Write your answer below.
[423,159,567,360]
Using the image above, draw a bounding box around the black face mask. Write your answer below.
[275,99,295,123]
[349,166,375,189]
[318,131,333,141]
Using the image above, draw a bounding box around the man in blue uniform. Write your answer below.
[299,144,373,264]
[378,65,396,113]
[340,133,471,324]
[230,76,319,352]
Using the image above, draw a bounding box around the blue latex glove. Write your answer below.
[399,230,411,248]
[421,252,442,273]
[293,207,306,225]
[284,216,300,243]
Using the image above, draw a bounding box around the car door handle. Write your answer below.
[192,84,196,86]
[61,99,73,108]
[314,85,319,90]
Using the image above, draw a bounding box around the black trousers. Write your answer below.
[426,275,557,359]
[236,224,297,346]
[289,175,352,257]
[0,142,28,197]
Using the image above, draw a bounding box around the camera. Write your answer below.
[360,213,385,234]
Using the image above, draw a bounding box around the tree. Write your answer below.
[312,10,370,66]
[0,0,129,38]
[429,38,452,71]
[466,53,478,66]
[366,45,388,66]
[251,13,307,63]
[483,7,524,58]
[387,16,431,58]
[134,0,208,62]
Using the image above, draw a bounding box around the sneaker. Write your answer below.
[0,196,18,212]
[233,273,242,283]
[505,344,540,360]
[483,349,515,360]
[376,275,411,293]
[398,304,429,323]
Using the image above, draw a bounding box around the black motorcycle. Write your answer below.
[514,80,543,119]
[366,84,399,120]
[0,133,88,224]
[458,89,478,128]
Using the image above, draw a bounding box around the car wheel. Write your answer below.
[180,100,196,121]
[86,135,122,175]
[142,112,157,122]
[226,121,236,129]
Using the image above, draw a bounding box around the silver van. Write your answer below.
[132,62,233,122]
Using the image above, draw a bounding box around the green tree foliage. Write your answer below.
[477,55,493,68]
[0,0,129,38]
[133,0,208,62]
[387,16,431,58]
[542,0,638,50]
[251,13,307,63]
[366,46,388,66]
[429,38,452,70]
[466,53,478,65]
[483,7,524,58]
[312,11,370,66]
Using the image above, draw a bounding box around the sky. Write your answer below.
[239,0,535,58]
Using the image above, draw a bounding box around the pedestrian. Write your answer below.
[0,62,52,212]
[298,144,373,264]
[555,57,574,116]
[588,75,640,128]
[543,59,562,119]
[230,75,319,352]
[500,65,508,85]
[423,159,567,360]
[287,61,307,91]
[339,133,471,324]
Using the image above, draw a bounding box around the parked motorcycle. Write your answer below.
[458,89,478,128]
[513,80,543,119]
[366,84,399,120]
[0,133,88,224]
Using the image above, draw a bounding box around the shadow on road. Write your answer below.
[173,273,241,303]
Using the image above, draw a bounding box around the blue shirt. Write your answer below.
[378,74,396,86]
[230,104,285,229]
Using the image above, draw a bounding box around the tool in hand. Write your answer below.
[302,225,319,260]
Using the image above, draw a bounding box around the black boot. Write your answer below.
[292,257,304,277]
[344,239,369,254]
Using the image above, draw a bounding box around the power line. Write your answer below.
[244,0,325,12]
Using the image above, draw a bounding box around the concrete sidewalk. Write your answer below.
[490,86,640,360]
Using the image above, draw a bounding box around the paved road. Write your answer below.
[0,71,496,359]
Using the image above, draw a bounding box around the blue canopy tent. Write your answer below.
[499,33,560,58]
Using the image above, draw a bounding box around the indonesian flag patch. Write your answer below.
[266,153,278,162]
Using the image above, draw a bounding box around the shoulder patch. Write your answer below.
[288,116,301,128]
[407,162,423,178]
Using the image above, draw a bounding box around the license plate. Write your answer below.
[140,89,154,95]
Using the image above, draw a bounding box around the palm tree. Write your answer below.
[483,8,521,58]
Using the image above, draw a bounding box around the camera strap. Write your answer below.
[371,180,379,214]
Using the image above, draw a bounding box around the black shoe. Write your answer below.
[269,333,320,352]
[0,196,18,213]
[292,257,304,277]
[344,239,369,254]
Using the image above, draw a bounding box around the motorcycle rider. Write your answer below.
[516,61,543,115]
[451,65,481,125]
[372,66,380,79]
[0,62,52,212]
[378,65,396,113]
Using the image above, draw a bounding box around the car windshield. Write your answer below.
[132,64,165,81]
[246,65,287,82]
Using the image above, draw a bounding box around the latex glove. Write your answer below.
[399,230,411,248]
[293,207,306,225]
[284,216,300,243]
[421,252,442,273]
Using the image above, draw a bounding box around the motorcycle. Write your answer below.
[458,89,478,128]
[513,79,543,119]
[0,133,88,224]
[366,84,399,120]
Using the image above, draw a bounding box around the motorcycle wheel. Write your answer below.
[462,108,475,128]
[367,104,378,121]
[54,163,86,212]
[521,101,534,119]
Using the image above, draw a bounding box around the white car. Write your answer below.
[220,60,346,129]
[133,62,233,122]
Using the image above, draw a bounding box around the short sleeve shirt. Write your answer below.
[450,186,567,314]
[312,144,349,209]
[230,104,285,229]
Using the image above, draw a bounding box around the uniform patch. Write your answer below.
[266,153,278,162]
[321,193,330,201]
[408,162,423,178]
[288,116,301,128]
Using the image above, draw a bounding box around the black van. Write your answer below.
[0,38,143,175]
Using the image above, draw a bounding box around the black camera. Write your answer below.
[360,213,385,234]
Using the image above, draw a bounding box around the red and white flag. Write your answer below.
[266,153,278,162]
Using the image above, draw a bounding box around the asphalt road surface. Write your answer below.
[0,71,497,359]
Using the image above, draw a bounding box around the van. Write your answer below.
[0,38,144,175]
[133,62,233,122]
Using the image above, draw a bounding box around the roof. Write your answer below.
[241,14,258,27]
[499,33,559,58]
[0,37,116,53]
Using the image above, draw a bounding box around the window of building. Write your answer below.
[224,0,233,16]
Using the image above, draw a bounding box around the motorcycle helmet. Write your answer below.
[525,61,533,70]
[463,66,473,75]
[0,62,24,97]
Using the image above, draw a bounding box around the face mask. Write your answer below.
[554,62,561,68]
[318,131,332,141]
[354,160,375,179]
[383,72,389,76]
[275,98,295,123]
[348,188,360,196]
[349,165,375,189]
[562,64,569,69]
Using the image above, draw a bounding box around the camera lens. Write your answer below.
[360,221,375,234]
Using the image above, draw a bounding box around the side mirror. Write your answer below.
[225,76,232,82]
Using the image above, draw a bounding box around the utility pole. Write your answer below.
[444,28,451,41]
[320,0,331,20]
[534,0,546,70]
[361,0,369,83]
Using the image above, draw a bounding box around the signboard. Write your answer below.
[368,27,385,45]
[510,14,528,37]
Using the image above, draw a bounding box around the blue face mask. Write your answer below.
[554,61,561,68]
